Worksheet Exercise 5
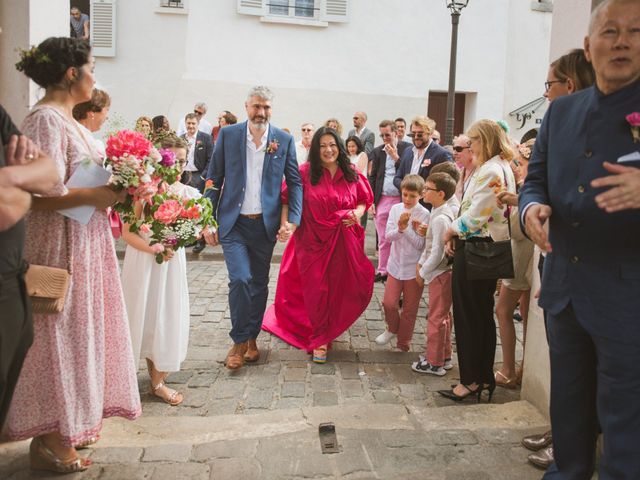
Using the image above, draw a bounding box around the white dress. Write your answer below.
[121,182,199,372]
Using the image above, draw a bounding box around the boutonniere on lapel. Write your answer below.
[266,138,280,154]
[196,140,203,147]
[626,112,640,143]
[421,158,432,168]
[203,179,218,193]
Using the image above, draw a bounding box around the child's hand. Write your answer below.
[415,264,424,287]
[398,212,411,231]
[414,221,428,237]
[162,248,175,262]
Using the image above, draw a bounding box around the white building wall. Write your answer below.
[87,0,552,143]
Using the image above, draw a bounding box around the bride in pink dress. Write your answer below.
[262,127,374,362]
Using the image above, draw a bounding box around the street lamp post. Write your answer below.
[444,0,469,146]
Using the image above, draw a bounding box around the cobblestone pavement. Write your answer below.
[1,260,549,480]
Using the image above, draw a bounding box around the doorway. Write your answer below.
[427,92,466,142]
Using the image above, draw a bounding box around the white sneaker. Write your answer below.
[375,330,396,345]
[443,358,453,370]
[411,359,446,376]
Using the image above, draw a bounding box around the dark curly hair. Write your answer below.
[16,37,91,89]
[308,127,358,186]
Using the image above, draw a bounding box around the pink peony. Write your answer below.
[106,130,153,159]
[626,112,640,127]
[139,223,151,234]
[158,148,176,167]
[153,200,183,224]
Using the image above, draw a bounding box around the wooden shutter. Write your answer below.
[320,0,349,22]
[237,0,264,16]
[90,0,116,57]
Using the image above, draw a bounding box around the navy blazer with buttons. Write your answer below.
[204,121,303,241]
[519,80,640,341]
[392,140,453,190]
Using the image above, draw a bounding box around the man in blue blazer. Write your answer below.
[204,86,303,370]
[519,1,640,477]
[393,115,453,193]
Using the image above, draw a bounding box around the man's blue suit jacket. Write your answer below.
[393,140,453,190]
[204,121,303,241]
[519,80,640,342]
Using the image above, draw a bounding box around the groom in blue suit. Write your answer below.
[204,86,303,370]
[520,1,640,477]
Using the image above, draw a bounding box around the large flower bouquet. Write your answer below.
[104,130,182,223]
[133,193,215,264]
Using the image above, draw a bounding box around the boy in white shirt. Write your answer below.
[413,172,457,375]
[376,175,430,351]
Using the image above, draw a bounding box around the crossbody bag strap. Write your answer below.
[63,132,74,275]
[499,165,512,241]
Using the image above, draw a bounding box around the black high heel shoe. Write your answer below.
[479,383,496,403]
[437,384,481,403]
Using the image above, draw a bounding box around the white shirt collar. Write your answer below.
[247,124,269,149]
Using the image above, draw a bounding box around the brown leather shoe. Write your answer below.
[225,342,248,370]
[528,445,554,470]
[522,430,552,451]
[244,338,260,363]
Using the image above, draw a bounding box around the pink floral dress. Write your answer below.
[5,105,141,447]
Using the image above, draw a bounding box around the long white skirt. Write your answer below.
[121,246,190,372]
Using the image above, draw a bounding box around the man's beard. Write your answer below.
[250,116,268,129]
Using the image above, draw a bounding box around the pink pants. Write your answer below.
[374,195,401,275]
[382,274,424,351]
[425,271,453,366]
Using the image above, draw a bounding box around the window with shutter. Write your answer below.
[90,0,116,57]
[237,0,348,25]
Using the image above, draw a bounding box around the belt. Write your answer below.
[239,213,262,220]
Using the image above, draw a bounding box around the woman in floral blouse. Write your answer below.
[438,119,516,403]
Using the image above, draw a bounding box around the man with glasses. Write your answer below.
[369,120,412,282]
[348,111,375,156]
[295,123,314,164]
[176,102,213,136]
[431,130,442,144]
[393,116,453,197]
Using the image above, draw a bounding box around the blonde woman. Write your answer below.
[438,119,516,403]
[135,116,153,138]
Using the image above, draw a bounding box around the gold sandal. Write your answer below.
[30,437,91,473]
[494,370,518,390]
[151,381,184,406]
[75,434,100,449]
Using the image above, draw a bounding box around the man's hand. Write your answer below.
[383,143,399,161]
[524,204,552,252]
[4,134,38,166]
[370,204,376,216]
[0,169,32,231]
[592,162,640,212]
[203,227,219,246]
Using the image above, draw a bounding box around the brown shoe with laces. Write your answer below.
[244,338,260,363]
[225,342,248,370]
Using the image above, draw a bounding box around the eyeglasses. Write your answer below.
[544,80,566,92]
[408,132,425,138]
[453,146,470,152]
[194,110,204,115]
[423,187,440,193]
[301,128,313,132]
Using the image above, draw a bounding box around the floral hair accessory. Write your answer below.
[15,46,52,72]
[517,143,532,160]
[267,138,280,154]
[626,112,640,143]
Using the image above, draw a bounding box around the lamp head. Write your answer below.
[446,0,469,14]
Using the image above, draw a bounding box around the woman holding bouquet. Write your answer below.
[5,37,140,473]
[262,127,374,363]
[121,135,196,406]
